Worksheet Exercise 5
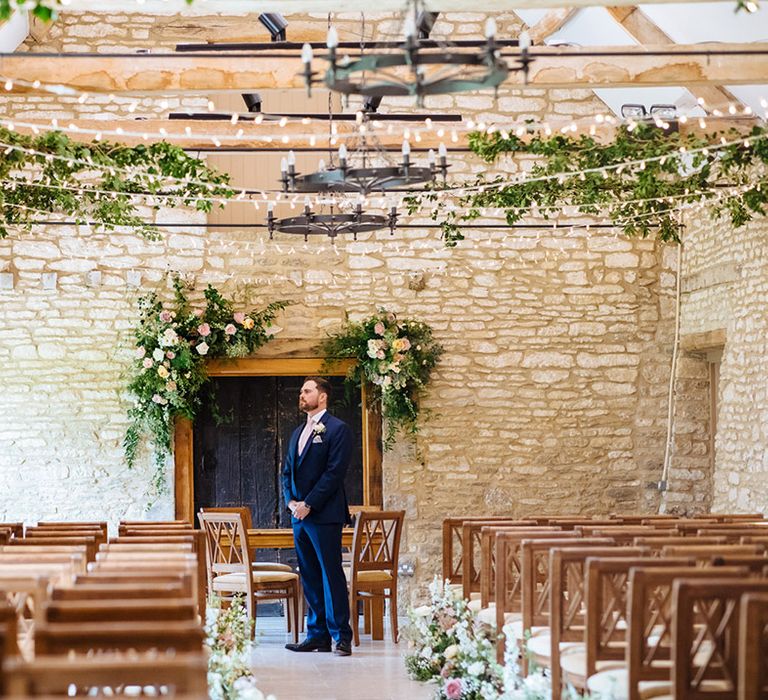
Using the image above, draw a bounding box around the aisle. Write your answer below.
[251,618,433,700]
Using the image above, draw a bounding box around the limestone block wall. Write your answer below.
[0,11,682,602]
[669,215,768,515]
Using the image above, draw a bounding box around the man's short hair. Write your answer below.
[304,376,332,401]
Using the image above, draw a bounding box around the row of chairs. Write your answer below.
[0,519,208,696]
[443,513,768,700]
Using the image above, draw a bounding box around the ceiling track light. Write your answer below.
[258,13,288,42]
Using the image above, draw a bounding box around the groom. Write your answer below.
[282,376,354,656]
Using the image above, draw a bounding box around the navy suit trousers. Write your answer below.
[292,519,352,644]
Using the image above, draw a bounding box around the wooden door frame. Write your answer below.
[173,357,383,523]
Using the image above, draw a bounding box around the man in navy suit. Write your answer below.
[282,376,354,656]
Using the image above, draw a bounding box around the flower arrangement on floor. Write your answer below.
[123,277,289,492]
[205,595,276,700]
[319,309,443,449]
[404,578,504,699]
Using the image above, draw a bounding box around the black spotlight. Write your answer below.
[362,96,383,113]
[258,13,288,42]
[242,93,263,113]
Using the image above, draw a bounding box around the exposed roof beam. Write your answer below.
[605,6,741,113]
[2,44,766,93]
[5,117,757,149]
[526,8,579,44]
[55,0,736,13]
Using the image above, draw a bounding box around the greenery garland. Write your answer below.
[408,123,768,247]
[319,309,442,450]
[0,126,234,238]
[124,278,289,493]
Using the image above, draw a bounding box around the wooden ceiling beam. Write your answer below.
[526,8,579,45]
[1,44,766,94]
[4,117,757,149]
[605,6,741,113]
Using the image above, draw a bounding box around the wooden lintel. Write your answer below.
[4,117,759,150]
[1,44,766,94]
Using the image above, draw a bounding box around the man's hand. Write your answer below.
[293,501,311,520]
[288,500,298,515]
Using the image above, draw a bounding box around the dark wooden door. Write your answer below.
[193,375,364,528]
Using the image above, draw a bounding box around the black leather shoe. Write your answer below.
[285,637,332,652]
[334,640,352,656]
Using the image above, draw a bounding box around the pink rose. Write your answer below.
[194,309,204,317]
[374,322,385,336]
[142,358,153,369]
[166,350,176,359]
[159,310,172,323]
[233,312,245,324]
[197,323,211,337]
[166,380,177,392]
[376,350,385,360]
[400,337,411,350]
[224,324,237,336]
[135,346,146,359]
[444,678,462,700]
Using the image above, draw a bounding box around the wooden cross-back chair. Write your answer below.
[478,525,563,608]
[198,507,292,574]
[348,509,404,646]
[543,546,650,699]
[2,653,209,697]
[617,566,749,700]
[575,557,696,693]
[489,529,579,653]
[465,522,560,602]
[671,578,768,700]
[197,511,299,641]
[505,537,613,668]
[441,517,536,587]
[739,593,768,700]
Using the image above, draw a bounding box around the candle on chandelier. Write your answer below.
[518,31,531,51]
[287,151,296,167]
[485,17,497,40]
[327,26,339,49]
[403,15,417,41]
[301,43,313,64]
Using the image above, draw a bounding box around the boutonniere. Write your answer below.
[312,423,326,436]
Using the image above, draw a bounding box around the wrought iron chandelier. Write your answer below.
[301,7,532,106]
[267,200,398,241]
[280,140,449,194]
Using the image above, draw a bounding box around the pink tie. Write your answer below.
[298,418,314,455]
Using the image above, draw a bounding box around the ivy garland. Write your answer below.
[124,278,289,495]
[408,123,768,247]
[0,126,234,238]
[319,310,443,450]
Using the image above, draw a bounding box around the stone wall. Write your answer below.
[0,10,682,603]
[664,215,768,515]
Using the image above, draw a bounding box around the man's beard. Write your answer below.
[299,398,318,412]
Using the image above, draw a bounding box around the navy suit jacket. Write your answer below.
[281,412,353,525]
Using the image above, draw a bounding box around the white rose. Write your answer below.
[412,605,432,617]
[467,661,485,677]
[152,348,164,362]
[196,341,209,355]
[444,644,459,659]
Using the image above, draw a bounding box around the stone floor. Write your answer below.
[251,617,434,700]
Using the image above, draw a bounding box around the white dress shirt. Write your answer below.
[298,409,326,455]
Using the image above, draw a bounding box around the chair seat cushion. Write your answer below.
[252,562,293,572]
[476,605,515,626]
[525,633,581,663]
[587,667,671,700]
[212,571,297,590]
[504,619,547,642]
[344,569,393,583]
[560,645,625,688]
[468,598,485,614]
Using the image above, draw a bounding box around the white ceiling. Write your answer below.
[519,2,768,117]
